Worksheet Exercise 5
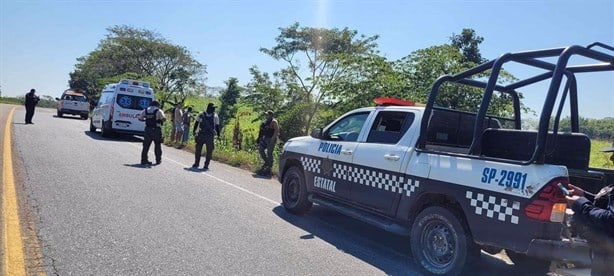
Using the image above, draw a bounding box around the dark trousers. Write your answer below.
[258,137,277,168]
[591,251,614,276]
[195,133,214,167]
[25,105,35,123]
[141,127,162,163]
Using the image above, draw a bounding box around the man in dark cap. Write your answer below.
[24,88,40,124]
[138,100,166,165]
[565,142,614,275]
[192,103,220,170]
[256,110,279,176]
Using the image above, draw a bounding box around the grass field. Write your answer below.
[590,140,614,169]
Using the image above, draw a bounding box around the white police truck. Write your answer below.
[279,42,614,275]
[90,79,154,137]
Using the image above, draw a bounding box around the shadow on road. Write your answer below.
[84,131,142,142]
[123,163,154,169]
[52,115,87,120]
[272,205,550,276]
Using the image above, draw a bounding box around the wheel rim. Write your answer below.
[420,220,456,270]
[283,172,301,206]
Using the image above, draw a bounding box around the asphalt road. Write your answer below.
[1,104,579,275]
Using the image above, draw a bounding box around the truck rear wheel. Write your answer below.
[411,206,470,275]
[89,119,96,132]
[101,120,112,137]
[281,166,312,215]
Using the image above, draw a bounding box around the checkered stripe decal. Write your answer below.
[301,157,321,174]
[466,191,520,224]
[332,164,419,196]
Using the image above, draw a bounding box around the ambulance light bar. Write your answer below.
[374,97,415,106]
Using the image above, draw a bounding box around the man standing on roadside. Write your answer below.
[192,103,220,170]
[172,101,184,145]
[179,106,193,148]
[138,100,166,166]
[256,110,279,176]
[25,88,40,124]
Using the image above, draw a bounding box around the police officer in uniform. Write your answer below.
[192,103,220,170]
[25,88,40,124]
[138,100,166,165]
[566,144,614,276]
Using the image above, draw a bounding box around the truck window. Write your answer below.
[367,111,414,144]
[326,112,369,142]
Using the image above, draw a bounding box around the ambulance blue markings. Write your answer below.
[318,142,342,155]
[480,167,527,190]
[313,176,336,192]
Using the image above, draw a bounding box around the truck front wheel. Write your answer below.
[411,206,470,275]
[281,166,312,215]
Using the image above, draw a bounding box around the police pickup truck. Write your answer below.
[279,42,614,275]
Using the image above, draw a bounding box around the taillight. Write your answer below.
[109,105,114,121]
[524,177,568,222]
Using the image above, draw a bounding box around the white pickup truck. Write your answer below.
[279,42,614,275]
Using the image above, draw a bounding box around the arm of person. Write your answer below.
[272,119,280,139]
[138,109,146,121]
[157,109,166,123]
[193,115,200,135]
[572,197,614,234]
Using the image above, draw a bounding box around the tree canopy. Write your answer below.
[69,25,206,107]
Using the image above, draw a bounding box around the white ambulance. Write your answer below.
[90,79,155,137]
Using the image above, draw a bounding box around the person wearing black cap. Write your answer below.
[24,88,40,124]
[138,100,166,165]
[565,142,614,275]
[192,103,220,170]
[256,110,279,176]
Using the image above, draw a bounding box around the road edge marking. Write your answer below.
[3,106,26,276]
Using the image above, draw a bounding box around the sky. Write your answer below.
[0,0,613,119]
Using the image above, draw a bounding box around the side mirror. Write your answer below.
[310,128,322,139]
[55,97,60,101]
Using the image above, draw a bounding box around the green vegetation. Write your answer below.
[56,23,612,175]
[591,140,614,169]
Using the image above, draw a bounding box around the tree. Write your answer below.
[244,66,285,116]
[450,28,485,64]
[69,25,206,106]
[259,22,380,134]
[218,77,242,130]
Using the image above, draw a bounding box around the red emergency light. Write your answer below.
[374,97,415,106]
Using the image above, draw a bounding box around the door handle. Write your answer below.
[341,149,353,155]
[384,154,400,161]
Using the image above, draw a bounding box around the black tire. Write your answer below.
[506,250,551,275]
[410,206,470,276]
[81,114,88,120]
[57,111,63,117]
[101,120,112,137]
[281,166,312,214]
[89,119,96,132]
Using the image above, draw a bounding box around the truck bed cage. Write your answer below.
[417,42,614,165]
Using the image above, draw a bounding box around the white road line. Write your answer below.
[128,143,280,206]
